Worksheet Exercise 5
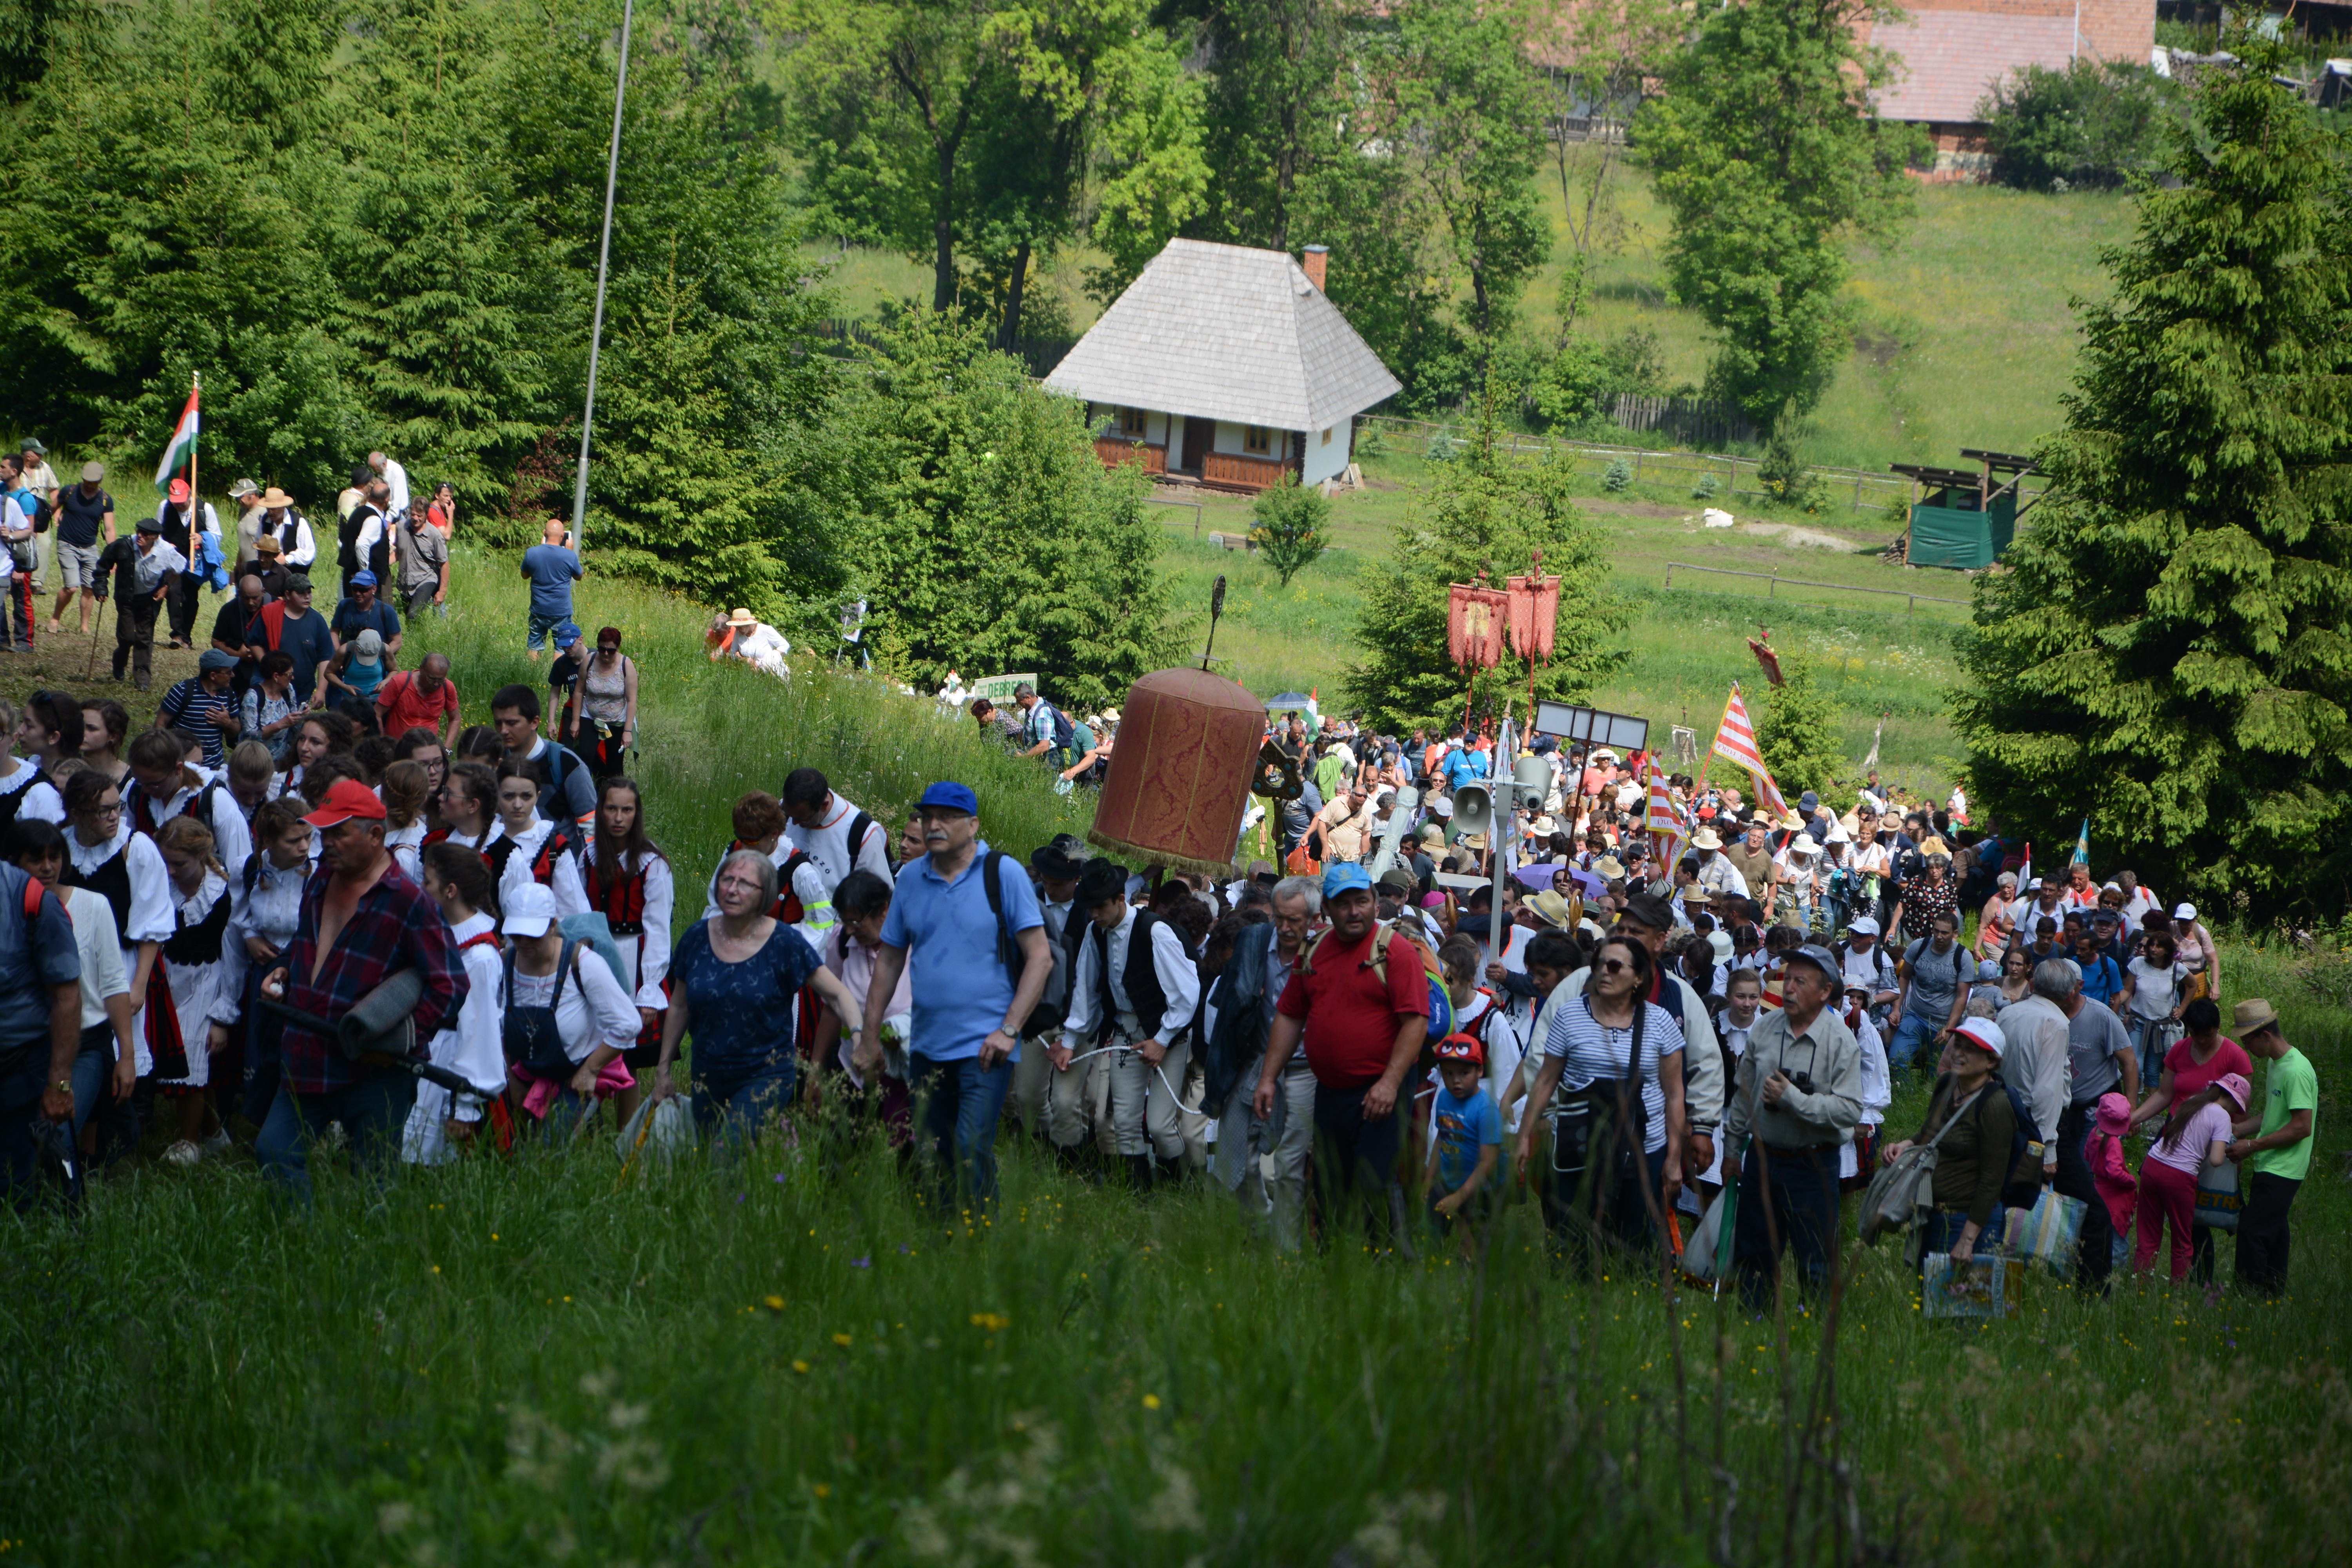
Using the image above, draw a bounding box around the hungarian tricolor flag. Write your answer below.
[153,385,199,496]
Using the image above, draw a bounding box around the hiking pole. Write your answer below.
[84,594,109,681]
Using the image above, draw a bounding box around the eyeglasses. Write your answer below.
[1598,958,1630,975]
[88,800,122,817]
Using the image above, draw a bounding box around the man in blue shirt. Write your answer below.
[1440,739,1488,795]
[857,781,1051,1213]
[266,576,338,708]
[0,858,83,1206]
[330,572,402,667]
[520,519,583,661]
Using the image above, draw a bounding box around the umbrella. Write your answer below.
[1265,692,1314,711]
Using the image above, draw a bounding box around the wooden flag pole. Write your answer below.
[1696,683,1738,795]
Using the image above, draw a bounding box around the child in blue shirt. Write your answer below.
[1426,1031,1502,1250]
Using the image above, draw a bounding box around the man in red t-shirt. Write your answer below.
[1255,862,1430,1247]
[374,652,462,746]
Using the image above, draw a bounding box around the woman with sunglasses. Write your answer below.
[1515,933,1687,1267]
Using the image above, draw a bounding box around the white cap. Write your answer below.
[503,881,558,939]
[2173,902,2197,920]
[1847,915,1881,937]
[1951,1016,2005,1060]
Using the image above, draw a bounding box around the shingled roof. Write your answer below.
[1043,239,1402,432]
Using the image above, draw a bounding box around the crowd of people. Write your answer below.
[0,488,2321,1309]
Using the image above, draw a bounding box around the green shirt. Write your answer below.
[2248,1046,2318,1181]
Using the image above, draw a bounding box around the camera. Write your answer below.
[1786,1070,1817,1095]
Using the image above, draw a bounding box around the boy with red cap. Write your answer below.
[1426,1031,1501,1251]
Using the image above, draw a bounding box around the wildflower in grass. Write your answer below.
[765,1296,786,1311]
[793,1361,811,1374]
[833,1332,853,1347]
[1143,1394,1161,1410]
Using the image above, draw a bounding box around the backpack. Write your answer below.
[557,911,630,991]
[1048,703,1075,754]
[1991,1076,2047,1210]
[845,808,895,875]
[1300,919,1454,1049]
[975,849,1028,982]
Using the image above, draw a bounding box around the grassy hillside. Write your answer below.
[6,553,2345,1568]
[819,172,2133,481]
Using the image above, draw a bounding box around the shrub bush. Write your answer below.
[1601,457,1634,492]
[1979,60,2173,191]
[1249,475,1334,587]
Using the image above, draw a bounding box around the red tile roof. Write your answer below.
[1873,12,2080,124]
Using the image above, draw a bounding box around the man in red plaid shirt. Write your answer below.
[254,779,466,1196]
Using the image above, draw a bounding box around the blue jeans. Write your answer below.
[1731,1142,1840,1313]
[254,1071,419,1201]
[1887,1011,1937,1083]
[691,1059,797,1149]
[527,611,566,650]
[907,1053,1013,1216]
[69,1025,115,1147]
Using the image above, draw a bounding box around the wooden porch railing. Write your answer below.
[1200,450,1289,490]
[1093,438,1167,475]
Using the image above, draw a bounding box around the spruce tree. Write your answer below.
[1345,382,1624,731]
[1954,42,2352,916]
[1754,656,1847,800]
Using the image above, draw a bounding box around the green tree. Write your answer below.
[1345,382,1624,731]
[1953,43,2352,917]
[1638,0,1920,428]
[825,311,1183,710]
[1196,0,1345,251]
[1754,657,1847,798]
[1250,474,1330,586]
[1363,0,1548,359]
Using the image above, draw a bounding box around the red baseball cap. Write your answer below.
[303,779,387,829]
[168,477,191,503]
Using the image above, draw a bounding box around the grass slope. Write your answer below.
[3,555,2345,1566]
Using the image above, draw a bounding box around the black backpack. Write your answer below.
[845,808,895,874]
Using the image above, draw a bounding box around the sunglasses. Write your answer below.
[1598,958,1631,975]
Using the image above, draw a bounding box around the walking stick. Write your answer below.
[83,594,111,681]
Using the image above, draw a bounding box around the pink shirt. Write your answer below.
[825,929,913,1078]
[2143,1100,2233,1178]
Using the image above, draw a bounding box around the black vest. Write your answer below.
[163,882,233,966]
[1093,910,1175,1037]
[0,766,53,861]
[339,504,388,582]
[68,839,135,944]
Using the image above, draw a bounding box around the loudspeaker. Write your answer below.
[1453,782,1493,836]
[1513,754,1552,795]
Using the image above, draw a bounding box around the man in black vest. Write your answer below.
[338,473,391,598]
[1057,857,1200,1191]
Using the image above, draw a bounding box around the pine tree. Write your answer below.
[1344,381,1624,731]
[1754,657,1847,799]
[1954,40,2352,917]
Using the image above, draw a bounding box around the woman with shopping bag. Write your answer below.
[1875,1016,2017,1267]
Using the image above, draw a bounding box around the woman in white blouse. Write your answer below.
[498,881,639,1138]
[404,842,515,1164]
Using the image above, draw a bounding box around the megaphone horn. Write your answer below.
[1454,782,1493,836]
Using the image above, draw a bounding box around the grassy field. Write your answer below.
[4,555,2346,1568]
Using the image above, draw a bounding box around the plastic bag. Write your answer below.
[2001,1189,2087,1278]
[1922,1251,2024,1319]
[615,1093,693,1165]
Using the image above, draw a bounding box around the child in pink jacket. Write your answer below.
[2086,1092,2138,1238]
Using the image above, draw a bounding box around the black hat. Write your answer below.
[1075,857,1128,909]
[1030,841,1084,880]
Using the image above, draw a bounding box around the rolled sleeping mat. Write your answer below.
[338,967,426,1060]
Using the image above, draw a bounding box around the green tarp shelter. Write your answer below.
[1907,486,2016,570]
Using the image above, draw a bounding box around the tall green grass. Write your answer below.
[3,553,2345,1567]
[401,547,1093,914]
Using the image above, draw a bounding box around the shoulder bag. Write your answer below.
[1858,1082,1987,1253]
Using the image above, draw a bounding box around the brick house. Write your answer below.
[1868,0,2158,179]
[1044,238,1402,493]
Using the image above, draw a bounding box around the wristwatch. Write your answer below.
[51,1078,73,1094]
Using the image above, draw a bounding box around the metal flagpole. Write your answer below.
[569,0,636,550]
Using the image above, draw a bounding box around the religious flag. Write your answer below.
[2018,842,2034,888]
[1304,686,1319,731]
[1746,764,1792,824]
[1748,636,1784,686]
[2070,818,2090,866]
[1505,573,1560,660]
[1710,685,1767,774]
[1447,581,1509,668]
[153,383,199,497]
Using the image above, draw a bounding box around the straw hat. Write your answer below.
[727,607,758,628]
[1528,891,1573,929]
[1691,827,1724,851]
[1591,855,1625,879]
[2231,998,2280,1036]
[261,486,293,508]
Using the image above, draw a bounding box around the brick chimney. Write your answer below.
[1301,243,1328,292]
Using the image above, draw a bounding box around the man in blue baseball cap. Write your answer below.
[856,781,1051,1214]
[330,568,402,669]
[1250,857,1430,1251]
